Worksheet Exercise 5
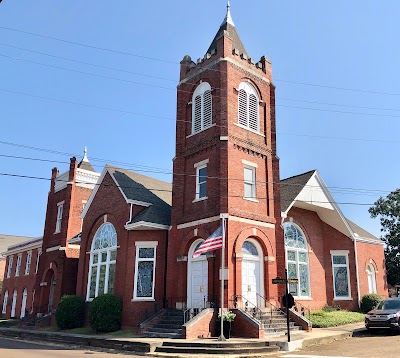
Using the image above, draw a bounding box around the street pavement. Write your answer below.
[279,329,400,358]
[0,336,144,357]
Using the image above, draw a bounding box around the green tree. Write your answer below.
[369,189,400,285]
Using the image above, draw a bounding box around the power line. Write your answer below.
[1,26,400,97]
[0,151,391,196]
[0,171,379,206]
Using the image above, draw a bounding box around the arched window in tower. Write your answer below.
[192,82,212,134]
[238,82,260,132]
[283,223,310,298]
[86,223,117,301]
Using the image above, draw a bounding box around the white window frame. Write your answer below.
[15,254,22,277]
[6,256,13,278]
[237,81,260,132]
[25,252,32,275]
[330,250,352,300]
[55,201,64,233]
[367,263,377,294]
[133,241,158,301]
[35,250,42,274]
[2,289,8,314]
[86,223,118,301]
[192,82,212,135]
[194,159,209,201]
[243,160,257,200]
[283,223,311,299]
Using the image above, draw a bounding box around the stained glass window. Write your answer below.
[86,223,117,300]
[134,242,157,300]
[331,252,350,298]
[283,223,310,297]
[242,241,259,256]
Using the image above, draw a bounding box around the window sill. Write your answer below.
[193,196,208,203]
[243,197,259,203]
[293,297,313,300]
[333,297,353,301]
[131,298,155,302]
[233,123,265,137]
[186,123,216,138]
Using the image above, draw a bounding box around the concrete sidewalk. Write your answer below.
[0,322,366,356]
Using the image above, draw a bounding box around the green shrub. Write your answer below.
[89,294,122,333]
[55,295,85,330]
[322,304,341,312]
[360,293,382,313]
[310,310,364,328]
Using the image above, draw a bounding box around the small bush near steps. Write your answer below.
[89,294,122,333]
[55,295,85,330]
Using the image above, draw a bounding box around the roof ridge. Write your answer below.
[281,170,317,183]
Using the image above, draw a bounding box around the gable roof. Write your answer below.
[81,166,172,229]
[280,170,316,212]
[346,218,382,244]
[108,167,172,227]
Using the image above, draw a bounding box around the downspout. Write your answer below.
[353,235,361,307]
[125,203,133,226]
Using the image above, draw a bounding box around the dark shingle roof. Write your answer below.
[280,170,316,212]
[206,22,248,58]
[346,218,381,242]
[107,167,172,227]
[78,159,96,172]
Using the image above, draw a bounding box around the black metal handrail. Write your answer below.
[291,300,311,322]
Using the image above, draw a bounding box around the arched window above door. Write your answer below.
[242,241,259,256]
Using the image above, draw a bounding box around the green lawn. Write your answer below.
[310,310,365,328]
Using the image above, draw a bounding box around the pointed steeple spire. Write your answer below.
[78,146,96,172]
[206,2,248,58]
[222,1,235,26]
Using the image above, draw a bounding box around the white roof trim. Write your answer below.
[68,234,82,244]
[127,199,152,207]
[2,239,42,256]
[355,236,384,246]
[125,221,169,231]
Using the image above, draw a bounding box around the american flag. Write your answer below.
[193,225,223,258]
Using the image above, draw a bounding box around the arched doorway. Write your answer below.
[187,239,208,309]
[11,289,17,318]
[39,268,56,314]
[241,239,264,308]
[20,288,28,319]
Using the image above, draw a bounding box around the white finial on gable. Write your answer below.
[222,1,235,27]
[83,146,89,162]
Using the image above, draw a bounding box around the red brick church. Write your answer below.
[1,4,386,337]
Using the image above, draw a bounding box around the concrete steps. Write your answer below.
[142,309,184,338]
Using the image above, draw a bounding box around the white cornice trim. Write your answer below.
[177,215,221,230]
[2,240,42,256]
[229,215,275,228]
[125,221,170,231]
[127,199,152,207]
[355,237,385,246]
[46,245,61,252]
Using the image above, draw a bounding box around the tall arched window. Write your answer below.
[367,263,377,293]
[87,223,117,300]
[192,82,212,134]
[238,81,259,132]
[283,223,310,297]
[2,289,8,314]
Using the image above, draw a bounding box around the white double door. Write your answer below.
[242,259,261,307]
[189,259,208,309]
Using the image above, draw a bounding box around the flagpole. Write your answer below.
[218,216,226,341]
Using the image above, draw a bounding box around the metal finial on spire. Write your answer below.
[222,1,235,26]
[83,146,89,162]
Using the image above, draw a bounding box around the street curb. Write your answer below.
[0,327,158,353]
[301,332,353,348]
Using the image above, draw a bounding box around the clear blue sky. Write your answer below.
[0,0,399,238]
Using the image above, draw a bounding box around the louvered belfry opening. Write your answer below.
[192,82,212,134]
[238,82,259,131]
